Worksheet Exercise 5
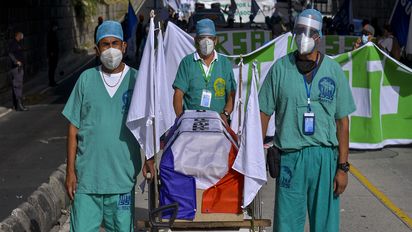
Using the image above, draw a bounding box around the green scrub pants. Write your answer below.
[274,146,340,232]
[70,191,134,232]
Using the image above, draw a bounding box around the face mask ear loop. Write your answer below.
[311,35,320,53]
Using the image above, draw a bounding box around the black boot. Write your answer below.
[16,98,28,111]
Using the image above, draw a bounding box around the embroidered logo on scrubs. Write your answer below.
[279,166,292,188]
[118,192,131,211]
[318,77,335,102]
[213,77,226,97]
[122,89,133,113]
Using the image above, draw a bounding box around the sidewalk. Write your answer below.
[0,50,95,113]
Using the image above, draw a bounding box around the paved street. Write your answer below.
[0,56,94,221]
[0,104,67,221]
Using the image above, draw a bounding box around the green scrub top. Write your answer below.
[62,66,141,194]
[259,53,356,152]
[173,52,236,113]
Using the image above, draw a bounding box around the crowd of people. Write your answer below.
[156,3,409,64]
[7,4,409,113]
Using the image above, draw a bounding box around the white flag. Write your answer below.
[232,63,267,208]
[126,18,157,159]
[164,22,195,85]
[155,24,175,152]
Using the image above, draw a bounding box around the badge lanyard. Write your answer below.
[198,60,215,108]
[302,54,320,112]
[198,61,215,88]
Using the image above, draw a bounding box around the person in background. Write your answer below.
[378,24,401,60]
[354,24,375,50]
[8,31,28,111]
[173,19,236,124]
[266,10,286,39]
[223,0,236,28]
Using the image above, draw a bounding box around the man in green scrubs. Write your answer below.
[259,9,356,232]
[173,19,236,123]
[63,21,154,231]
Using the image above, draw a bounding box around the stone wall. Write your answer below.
[0,0,140,95]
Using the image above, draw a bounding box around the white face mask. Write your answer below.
[362,34,369,44]
[295,33,315,55]
[199,38,215,56]
[100,48,123,70]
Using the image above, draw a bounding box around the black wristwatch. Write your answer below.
[338,162,350,173]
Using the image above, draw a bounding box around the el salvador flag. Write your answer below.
[125,1,137,59]
[390,0,412,47]
[125,1,137,41]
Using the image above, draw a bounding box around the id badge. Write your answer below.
[200,90,212,108]
[303,112,315,135]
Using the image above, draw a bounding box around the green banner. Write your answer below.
[215,30,359,56]
[235,33,412,149]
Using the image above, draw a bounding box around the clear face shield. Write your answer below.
[293,16,322,54]
[293,16,321,39]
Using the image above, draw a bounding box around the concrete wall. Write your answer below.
[0,0,138,96]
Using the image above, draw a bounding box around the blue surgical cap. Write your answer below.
[196,19,216,37]
[96,20,123,44]
[296,9,323,37]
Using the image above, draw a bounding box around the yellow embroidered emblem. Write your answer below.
[214,77,226,97]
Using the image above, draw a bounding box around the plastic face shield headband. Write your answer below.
[293,16,322,38]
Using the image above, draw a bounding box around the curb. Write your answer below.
[0,107,11,118]
[0,164,69,232]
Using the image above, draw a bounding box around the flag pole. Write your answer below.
[148,9,160,224]
[237,55,243,139]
